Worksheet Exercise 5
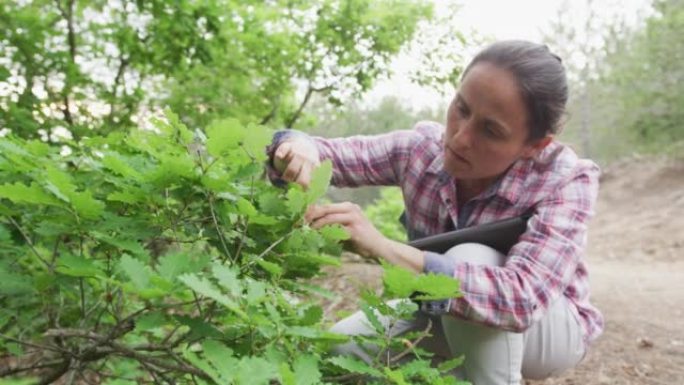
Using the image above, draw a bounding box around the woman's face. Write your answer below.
[444,62,550,183]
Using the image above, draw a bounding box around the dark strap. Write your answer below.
[407,212,532,255]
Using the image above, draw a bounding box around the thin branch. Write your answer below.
[0,359,66,377]
[77,368,98,385]
[61,92,74,126]
[241,230,293,273]
[51,235,62,265]
[233,217,249,263]
[65,360,79,385]
[390,318,433,364]
[54,0,76,127]
[38,359,71,385]
[0,333,67,354]
[54,0,76,60]
[322,373,363,383]
[285,84,334,128]
[138,359,165,385]
[40,329,210,380]
[259,96,281,125]
[285,86,314,128]
[192,292,204,318]
[79,278,86,319]
[160,325,182,346]
[6,216,51,269]
[207,194,232,261]
[108,55,129,124]
[108,342,209,380]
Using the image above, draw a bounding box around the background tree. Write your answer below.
[544,0,684,163]
[594,0,684,149]
[0,0,433,142]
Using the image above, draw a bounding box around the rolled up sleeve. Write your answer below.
[266,124,438,188]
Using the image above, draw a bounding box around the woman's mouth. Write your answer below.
[446,146,469,165]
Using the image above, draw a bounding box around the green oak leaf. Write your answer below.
[328,356,383,377]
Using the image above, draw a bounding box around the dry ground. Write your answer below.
[315,155,684,384]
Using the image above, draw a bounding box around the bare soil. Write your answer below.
[315,155,684,384]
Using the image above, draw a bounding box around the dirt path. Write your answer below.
[317,155,684,384]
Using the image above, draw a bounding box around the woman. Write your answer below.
[267,40,602,385]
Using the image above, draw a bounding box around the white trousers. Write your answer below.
[330,243,586,385]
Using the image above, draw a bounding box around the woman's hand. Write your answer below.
[273,138,320,189]
[305,202,426,272]
[304,202,389,259]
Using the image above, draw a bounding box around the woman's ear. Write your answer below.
[522,135,553,159]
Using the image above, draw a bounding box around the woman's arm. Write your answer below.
[267,122,440,188]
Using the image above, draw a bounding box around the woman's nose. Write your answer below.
[450,121,474,149]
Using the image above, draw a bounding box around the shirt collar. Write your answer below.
[425,145,535,206]
[489,159,531,205]
[486,142,561,204]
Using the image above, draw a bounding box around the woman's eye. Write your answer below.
[456,103,469,117]
[482,123,502,139]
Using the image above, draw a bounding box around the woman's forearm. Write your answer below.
[378,239,425,273]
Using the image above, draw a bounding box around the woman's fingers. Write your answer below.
[273,142,293,173]
[274,140,319,188]
[297,162,313,189]
[303,202,386,260]
[282,157,303,183]
[305,202,361,224]
[274,141,291,159]
[309,212,354,230]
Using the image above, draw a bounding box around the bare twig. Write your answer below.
[108,342,209,380]
[40,328,210,380]
[0,333,67,354]
[38,359,71,385]
[65,360,79,385]
[0,359,66,377]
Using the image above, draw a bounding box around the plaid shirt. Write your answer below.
[269,121,603,345]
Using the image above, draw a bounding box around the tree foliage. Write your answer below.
[546,0,684,162]
[0,113,463,384]
[0,0,433,141]
[594,0,684,146]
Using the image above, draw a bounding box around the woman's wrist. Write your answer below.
[377,238,425,274]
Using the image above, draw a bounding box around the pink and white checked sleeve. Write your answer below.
[267,127,432,188]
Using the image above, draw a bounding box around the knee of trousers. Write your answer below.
[444,242,506,267]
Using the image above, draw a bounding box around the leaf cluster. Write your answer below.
[0,112,464,384]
